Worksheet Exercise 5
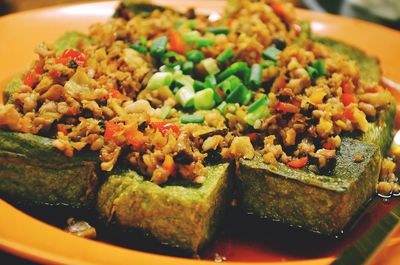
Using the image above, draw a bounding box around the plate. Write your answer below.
[0,1,400,264]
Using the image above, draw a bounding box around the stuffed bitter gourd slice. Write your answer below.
[238,138,381,235]
[0,131,98,207]
[97,163,232,253]
[236,38,396,235]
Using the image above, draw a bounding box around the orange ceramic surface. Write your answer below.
[0,1,399,264]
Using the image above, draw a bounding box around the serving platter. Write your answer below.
[0,1,400,264]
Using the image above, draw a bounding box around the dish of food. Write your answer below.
[1,0,400,264]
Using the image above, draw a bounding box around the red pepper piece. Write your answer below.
[344,108,354,121]
[150,121,180,136]
[104,121,123,141]
[276,102,300,113]
[340,93,357,106]
[167,29,185,54]
[288,157,308,168]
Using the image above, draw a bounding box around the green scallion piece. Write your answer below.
[313,59,327,76]
[249,64,262,88]
[182,61,194,75]
[217,61,249,83]
[161,51,182,68]
[206,27,230,35]
[247,95,267,113]
[139,36,147,45]
[217,101,228,114]
[181,114,205,124]
[194,88,216,110]
[204,75,217,88]
[129,42,147,54]
[176,85,195,108]
[150,36,168,58]
[219,75,242,95]
[193,80,205,91]
[147,72,173,90]
[262,45,281,61]
[261,60,276,69]
[160,105,171,119]
[185,50,205,64]
[216,48,234,64]
[195,37,215,47]
[242,90,253,105]
[182,31,201,43]
[306,66,318,80]
[226,83,246,104]
[201,58,220,76]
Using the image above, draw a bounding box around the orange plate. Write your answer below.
[1,1,400,264]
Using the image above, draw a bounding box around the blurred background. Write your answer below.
[0,0,399,29]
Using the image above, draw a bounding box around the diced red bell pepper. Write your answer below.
[23,62,43,88]
[323,142,334,150]
[344,108,354,121]
[125,128,144,149]
[57,124,68,136]
[216,87,225,98]
[109,88,122,99]
[162,155,176,176]
[248,133,258,143]
[150,121,180,136]
[340,93,357,106]
[167,29,185,54]
[288,157,308,168]
[57,49,87,66]
[342,80,353,94]
[104,121,123,141]
[271,3,287,18]
[276,102,300,113]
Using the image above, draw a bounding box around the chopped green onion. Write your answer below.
[201,58,220,76]
[261,60,276,69]
[176,85,195,108]
[217,101,228,114]
[139,36,147,45]
[244,96,270,126]
[193,80,205,91]
[226,83,246,104]
[204,75,217,88]
[185,50,205,64]
[306,66,318,80]
[174,71,194,88]
[219,75,242,95]
[216,48,234,64]
[150,36,168,58]
[182,61,194,75]
[181,114,205,124]
[206,27,230,35]
[242,90,253,105]
[247,95,268,113]
[262,45,281,61]
[129,42,147,54]
[195,37,215,47]
[249,64,262,89]
[147,72,173,90]
[313,59,327,76]
[182,31,201,43]
[212,87,223,104]
[161,51,182,67]
[194,88,216,110]
[160,105,171,119]
[175,21,184,29]
[217,61,249,83]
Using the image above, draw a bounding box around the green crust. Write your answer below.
[97,163,232,252]
[238,138,381,235]
[0,131,98,207]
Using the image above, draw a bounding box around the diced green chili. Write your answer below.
[150,36,168,58]
[216,48,234,64]
[249,64,262,89]
[181,114,205,124]
[206,27,230,35]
